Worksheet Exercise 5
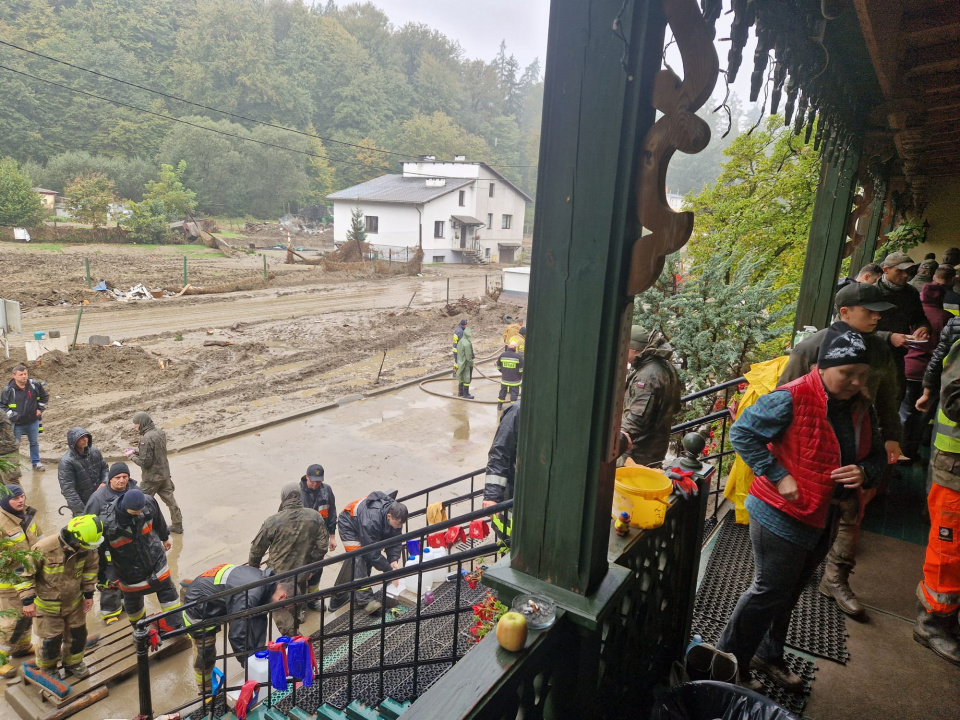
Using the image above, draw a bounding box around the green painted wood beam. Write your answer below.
[510,0,666,595]
[847,179,889,273]
[793,141,864,335]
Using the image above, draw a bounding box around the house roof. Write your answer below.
[452,215,485,225]
[326,175,473,205]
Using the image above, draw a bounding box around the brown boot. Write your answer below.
[750,655,804,692]
[914,602,960,666]
[819,562,865,618]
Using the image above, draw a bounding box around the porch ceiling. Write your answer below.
[855,0,960,197]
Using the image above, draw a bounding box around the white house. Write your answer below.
[327,158,532,264]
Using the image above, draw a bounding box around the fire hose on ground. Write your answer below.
[418,350,509,405]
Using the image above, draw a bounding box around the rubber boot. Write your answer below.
[818,562,864,618]
[463,385,475,400]
[457,383,465,397]
[914,602,960,666]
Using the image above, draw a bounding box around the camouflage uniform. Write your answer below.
[19,533,98,672]
[0,412,20,484]
[248,484,328,635]
[0,497,41,655]
[621,330,683,468]
[129,412,183,531]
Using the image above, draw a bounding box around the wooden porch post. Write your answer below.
[793,142,864,335]
[506,0,667,595]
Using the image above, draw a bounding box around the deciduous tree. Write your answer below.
[65,173,115,228]
[0,158,46,227]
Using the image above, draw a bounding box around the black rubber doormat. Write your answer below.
[696,512,850,664]
[691,612,815,716]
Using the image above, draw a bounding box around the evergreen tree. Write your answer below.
[0,158,46,227]
[635,251,794,396]
[347,205,367,243]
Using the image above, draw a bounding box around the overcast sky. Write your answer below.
[365,0,758,106]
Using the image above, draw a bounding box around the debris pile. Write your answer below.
[441,297,483,316]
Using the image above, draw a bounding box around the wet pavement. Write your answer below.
[2,377,505,719]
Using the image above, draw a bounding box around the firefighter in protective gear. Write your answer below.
[0,485,41,673]
[99,488,183,635]
[621,326,683,468]
[248,483,328,634]
[483,400,521,543]
[126,412,183,533]
[182,564,292,695]
[300,464,338,607]
[329,493,407,614]
[83,464,139,625]
[19,515,101,679]
[496,341,523,411]
[502,318,522,347]
[0,411,21,484]
[916,340,960,666]
[452,319,468,374]
[456,327,476,399]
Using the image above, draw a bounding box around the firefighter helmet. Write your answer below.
[65,515,104,549]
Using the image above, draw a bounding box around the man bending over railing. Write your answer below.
[329,492,407,615]
[182,564,292,696]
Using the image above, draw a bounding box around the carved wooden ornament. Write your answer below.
[629,0,719,295]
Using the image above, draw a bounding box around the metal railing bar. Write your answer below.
[679,376,745,403]
[151,542,503,640]
[140,502,511,629]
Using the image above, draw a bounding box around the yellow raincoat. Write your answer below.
[723,356,791,523]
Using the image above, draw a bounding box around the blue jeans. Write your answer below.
[13,420,41,465]
[717,508,837,670]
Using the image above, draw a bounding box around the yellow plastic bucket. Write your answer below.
[612,466,672,529]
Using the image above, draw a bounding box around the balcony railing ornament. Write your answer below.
[629,0,719,295]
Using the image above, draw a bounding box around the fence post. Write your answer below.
[263,254,268,279]
[183,256,188,287]
[485,274,488,294]
[85,258,91,288]
[135,625,153,718]
[446,277,450,305]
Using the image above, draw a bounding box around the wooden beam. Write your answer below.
[916,72,960,95]
[902,40,960,78]
[902,1,960,37]
[852,0,904,99]
[511,0,668,595]
[903,21,960,47]
[794,144,863,335]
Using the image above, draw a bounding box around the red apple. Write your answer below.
[496,611,528,652]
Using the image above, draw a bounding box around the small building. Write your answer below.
[33,188,58,210]
[326,158,532,264]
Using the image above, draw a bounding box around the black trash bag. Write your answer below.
[650,681,800,720]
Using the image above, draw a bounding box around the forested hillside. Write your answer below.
[0,0,543,217]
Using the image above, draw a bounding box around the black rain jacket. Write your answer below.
[58,427,109,515]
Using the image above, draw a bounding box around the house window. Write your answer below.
[434,220,444,238]
[501,214,512,230]
[485,247,491,258]
[433,255,445,263]
[458,190,465,207]
[487,213,493,229]
[365,215,379,234]
[489,183,496,197]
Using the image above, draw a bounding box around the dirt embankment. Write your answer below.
[1,300,521,458]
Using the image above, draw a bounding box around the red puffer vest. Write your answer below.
[749,368,872,528]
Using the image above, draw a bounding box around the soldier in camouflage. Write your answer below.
[248,483,329,635]
[620,326,683,468]
[126,412,183,533]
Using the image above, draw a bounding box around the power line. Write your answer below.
[0,39,537,170]
[0,63,526,191]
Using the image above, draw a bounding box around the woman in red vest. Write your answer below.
[718,322,886,693]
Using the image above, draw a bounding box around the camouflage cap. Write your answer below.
[630,326,652,350]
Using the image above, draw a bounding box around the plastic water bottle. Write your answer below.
[247,650,270,683]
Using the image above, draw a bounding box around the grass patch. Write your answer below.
[7,242,68,252]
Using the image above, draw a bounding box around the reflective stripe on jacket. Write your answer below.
[19,534,98,612]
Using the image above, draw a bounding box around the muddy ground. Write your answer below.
[0,241,502,307]
[0,242,522,458]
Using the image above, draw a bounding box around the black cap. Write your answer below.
[109,462,131,480]
[817,321,870,369]
[834,282,895,312]
[305,464,324,481]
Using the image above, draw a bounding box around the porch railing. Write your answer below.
[137,502,511,719]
